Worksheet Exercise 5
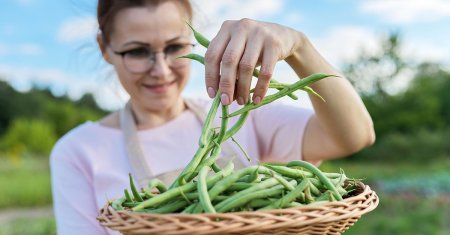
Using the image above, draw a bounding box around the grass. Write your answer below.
[322,159,450,235]
[0,217,56,235]
[0,156,52,209]
[344,192,450,235]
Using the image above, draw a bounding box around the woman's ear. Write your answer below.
[97,32,112,64]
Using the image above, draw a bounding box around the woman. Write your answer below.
[50,0,375,234]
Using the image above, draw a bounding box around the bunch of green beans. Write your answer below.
[110,25,358,214]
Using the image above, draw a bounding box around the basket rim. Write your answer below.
[97,182,379,235]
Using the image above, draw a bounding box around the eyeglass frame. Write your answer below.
[109,42,195,74]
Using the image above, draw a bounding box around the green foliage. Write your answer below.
[0,118,57,156]
[0,81,106,156]
[350,128,450,162]
[343,32,450,162]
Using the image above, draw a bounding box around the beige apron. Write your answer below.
[120,99,245,188]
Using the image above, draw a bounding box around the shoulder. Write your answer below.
[98,111,120,129]
[184,97,212,109]
[50,121,116,162]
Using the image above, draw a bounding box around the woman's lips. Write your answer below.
[143,80,176,93]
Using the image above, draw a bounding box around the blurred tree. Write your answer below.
[0,81,106,137]
[344,32,410,98]
[0,81,107,156]
[342,33,450,162]
[0,118,57,156]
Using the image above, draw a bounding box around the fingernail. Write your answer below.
[238,96,244,105]
[253,96,261,104]
[207,87,216,98]
[221,93,229,105]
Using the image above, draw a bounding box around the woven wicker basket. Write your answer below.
[98,182,378,235]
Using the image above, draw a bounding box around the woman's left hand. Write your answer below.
[204,18,302,105]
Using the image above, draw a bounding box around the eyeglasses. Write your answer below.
[110,43,195,74]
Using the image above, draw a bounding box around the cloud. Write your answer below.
[360,0,450,24]
[0,64,96,99]
[0,42,43,56]
[191,0,284,38]
[311,26,380,67]
[0,63,130,111]
[56,16,98,43]
[403,39,450,64]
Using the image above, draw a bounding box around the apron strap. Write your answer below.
[120,102,154,187]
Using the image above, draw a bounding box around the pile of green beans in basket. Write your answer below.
[110,25,359,213]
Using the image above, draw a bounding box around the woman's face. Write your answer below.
[104,2,192,112]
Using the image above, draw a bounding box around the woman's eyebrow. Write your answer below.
[121,36,189,48]
[166,35,189,43]
[122,41,150,47]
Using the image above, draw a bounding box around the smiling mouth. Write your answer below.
[142,80,176,93]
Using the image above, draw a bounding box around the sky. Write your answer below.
[1,0,450,110]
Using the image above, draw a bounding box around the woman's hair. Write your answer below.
[97,0,193,44]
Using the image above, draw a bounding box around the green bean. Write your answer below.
[178,53,204,65]
[214,177,280,211]
[197,166,216,213]
[308,180,321,196]
[186,22,210,48]
[227,73,336,117]
[301,86,325,102]
[137,200,189,214]
[190,166,260,214]
[211,163,221,173]
[286,161,343,200]
[225,182,255,192]
[129,173,143,202]
[217,180,296,213]
[260,179,309,210]
[246,166,259,183]
[111,197,126,211]
[169,134,215,189]
[124,189,132,202]
[222,110,250,141]
[304,186,314,202]
[252,68,298,100]
[123,201,140,208]
[250,83,289,93]
[133,161,234,211]
[231,136,251,162]
[199,92,221,148]
[289,201,303,207]
[272,172,295,191]
[181,203,197,214]
[247,198,274,208]
[216,105,228,144]
[148,179,167,193]
[264,164,342,179]
[190,144,222,181]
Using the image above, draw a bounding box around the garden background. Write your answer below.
[1,0,450,234]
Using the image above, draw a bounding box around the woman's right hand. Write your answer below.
[204,18,304,106]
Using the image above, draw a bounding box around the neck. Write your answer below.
[130,99,186,130]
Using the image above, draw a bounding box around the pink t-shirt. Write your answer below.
[50,98,313,235]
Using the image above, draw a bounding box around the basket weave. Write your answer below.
[98,182,378,235]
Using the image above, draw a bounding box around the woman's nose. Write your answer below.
[149,53,171,78]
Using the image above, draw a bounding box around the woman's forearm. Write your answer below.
[286,32,375,158]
